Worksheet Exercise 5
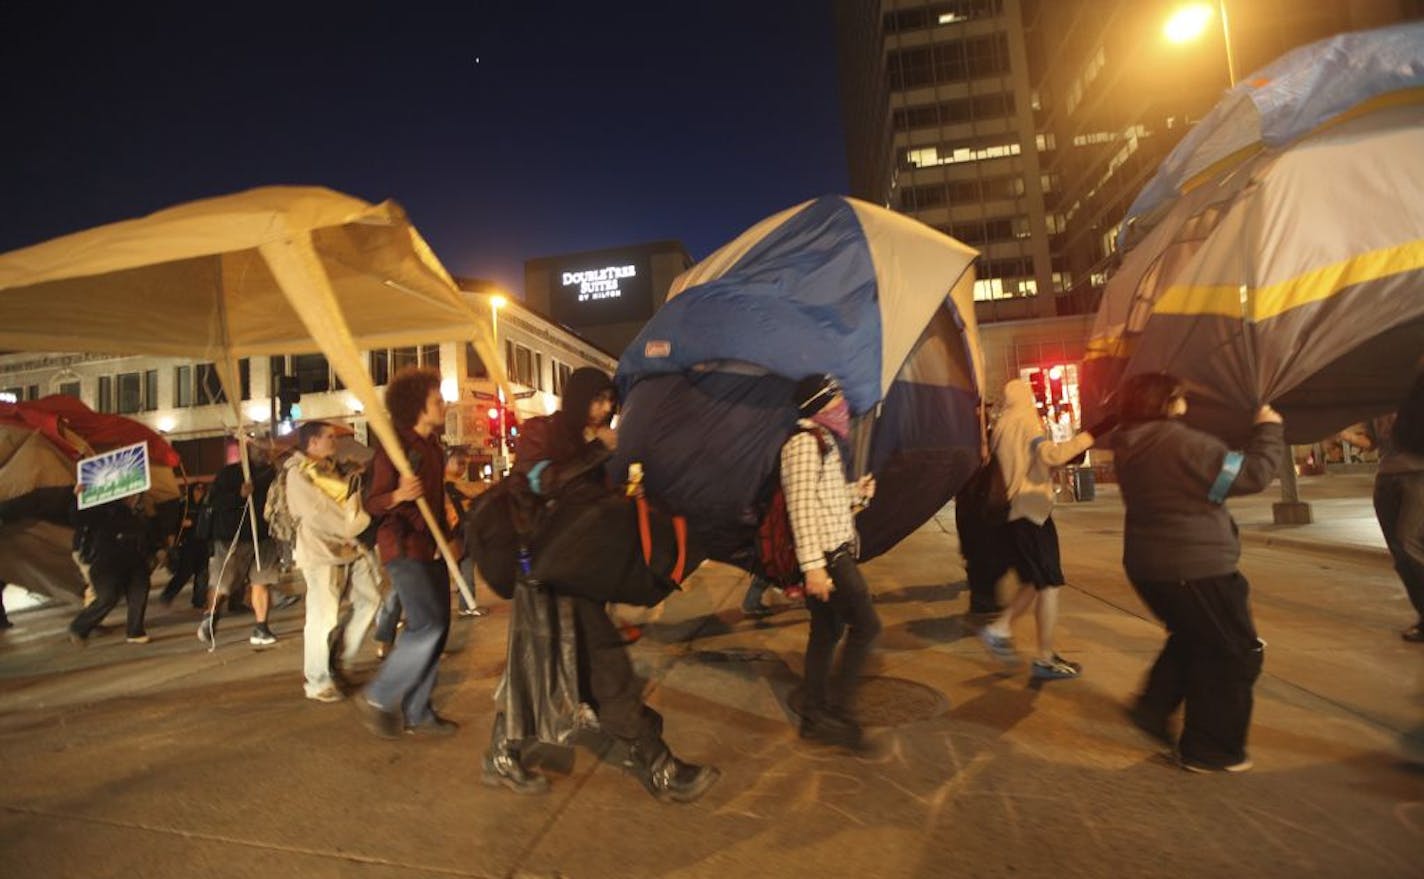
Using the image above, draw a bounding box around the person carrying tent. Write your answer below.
[480,367,719,804]
[1371,371,1424,643]
[1109,374,1283,773]
[977,379,1095,680]
[198,440,281,648]
[782,375,880,753]
[67,491,156,645]
[284,421,383,703]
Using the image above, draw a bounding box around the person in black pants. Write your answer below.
[781,375,880,752]
[1110,373,1284,773]
[481,367,718,803]
[160,483,211,608]
[68,492,155,645]
[1370,372,1424,642]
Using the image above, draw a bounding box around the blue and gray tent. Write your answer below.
[614,195,984,569]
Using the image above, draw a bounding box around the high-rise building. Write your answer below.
[834,0,1421,404]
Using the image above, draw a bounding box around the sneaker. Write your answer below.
[641,751,721,804]
[1181,756,1253,774]
[355,696,403,739]
[482,750,551,795]
[1031,654,1082,679]
[458,607,488,618]
[306,685,344,703]
[799,708,872,755]
[125,634,152,644]
[978,629,1021,666]
[249,625,277,647]
[375,641,391,660]
[66,630,88,648]
[405,713,459,737]
[196,614,217,645]
[1403,623,1424,643]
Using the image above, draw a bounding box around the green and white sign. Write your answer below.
[77,441,151,510]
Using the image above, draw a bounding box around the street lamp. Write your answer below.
[489,293,508,475]
[1164,1,1237,87]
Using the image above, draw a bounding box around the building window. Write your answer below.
[97,376,114,413]
[369,350,390,386]
[888,33,1010,90]
[117,372,143,414]
[464,343,487,379]
[0,387,20,404]
[291,354,333,394]
[195,363,225,406]
[26,385,39,401]
[143,370,158,411]
[551,360,572,397]
[420,344,440,374]
[58,381,81,399]
[901,140,1020,170]
[175,366,193,407]
[392,347,419,373]
[883,0,1003,33]
[533,352,545,392]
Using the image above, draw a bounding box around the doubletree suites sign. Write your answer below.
[549,254,654,327]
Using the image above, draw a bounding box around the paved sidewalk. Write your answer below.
[1,495,1420,879]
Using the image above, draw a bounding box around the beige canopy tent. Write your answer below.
[0,186,511,604]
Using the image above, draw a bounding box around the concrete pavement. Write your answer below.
[1,478,1420,879]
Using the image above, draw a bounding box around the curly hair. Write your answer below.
[385,367,442,431]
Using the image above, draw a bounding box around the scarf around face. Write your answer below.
[811,398,851,439]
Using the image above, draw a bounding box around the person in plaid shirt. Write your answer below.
[783,374,879,753]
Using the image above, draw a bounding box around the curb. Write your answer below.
[1238,528,1393,565]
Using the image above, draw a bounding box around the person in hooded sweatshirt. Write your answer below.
[481,366,719,804]
[1110,373,1283,773]
[977,378,1095,679]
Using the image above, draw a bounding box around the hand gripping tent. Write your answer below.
[0,396,183,602]
[1083,23,1424,444]
[614,195,983,566]
[0,186,511,605]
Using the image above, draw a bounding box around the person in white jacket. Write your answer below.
[285,422,382,702]
[978,378,1094,680]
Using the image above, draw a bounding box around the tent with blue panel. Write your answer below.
[613,195,984,570]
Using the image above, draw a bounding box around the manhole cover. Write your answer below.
[789,676,948,727]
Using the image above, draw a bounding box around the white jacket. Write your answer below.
[992,379,1094,525]
[283,453,371,567]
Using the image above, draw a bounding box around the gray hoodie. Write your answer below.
[1110,419,1284,582]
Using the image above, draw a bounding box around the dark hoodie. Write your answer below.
[512,367,616,496]
[1110,419,1284,582]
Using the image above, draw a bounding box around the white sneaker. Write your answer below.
[305,685,343,703]
[249,626,277,647]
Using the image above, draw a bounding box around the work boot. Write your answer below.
[481,713,549,795]
[627,740,719,804]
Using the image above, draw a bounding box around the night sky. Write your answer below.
[0,2,850,296]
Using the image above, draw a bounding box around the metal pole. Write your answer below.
[491,301,505,478]
[1219,0,1238,86]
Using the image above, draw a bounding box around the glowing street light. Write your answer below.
[489,292,509,474]
[1164,1,1237,86]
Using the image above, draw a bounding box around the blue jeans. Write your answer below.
[365,559,450,724]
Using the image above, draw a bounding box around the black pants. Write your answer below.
[1374,471,1424,621]
[1132,572,1263,767]
[71,557,150,639]
[570,596,663,755]
[804,549,882,713]
[160,538,210,606]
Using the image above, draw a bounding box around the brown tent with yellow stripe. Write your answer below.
[1083,24,1424,444]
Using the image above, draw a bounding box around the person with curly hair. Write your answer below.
[356,368,458,738]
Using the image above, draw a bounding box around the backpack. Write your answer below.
[756,428,831,588]
[265,467,298,544]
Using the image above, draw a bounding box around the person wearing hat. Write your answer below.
[783,374,880,752]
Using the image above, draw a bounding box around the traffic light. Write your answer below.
[1046,364,1065,404]
[1027,369,1048,411]
[277,375,302,421]
[487,406,502,440]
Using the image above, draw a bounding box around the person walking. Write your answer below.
[977,379,1094,679]
[1110,373,1284,773]
[780,374,880,752]
[1372,371,1424,642]
[356,368,458,738]
[159,482,211,608]
[284,421,383,702]
[198,441,281,647]
[68,492,155,645]
[481,367,719,803]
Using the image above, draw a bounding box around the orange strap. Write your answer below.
[636,496,653,565]
[671,516,688,583]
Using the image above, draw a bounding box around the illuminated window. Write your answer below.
[0,388,19,404]
[904,141,1021,169]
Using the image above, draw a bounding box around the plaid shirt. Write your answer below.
[781,421,864,573]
